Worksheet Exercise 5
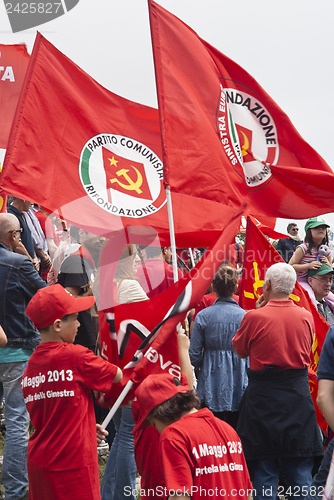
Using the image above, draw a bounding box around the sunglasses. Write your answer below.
[312,276,333,283]
[291,228,299,232]
[8,229,23,234]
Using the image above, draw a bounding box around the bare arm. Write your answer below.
[288,246,321,272]
[317,379,334,430]
[113,367,123,383]
[178,331,193,389]
[35,247,51,269]
[64,286,82,298]
[0,326,7,347]
[46,237,57,259]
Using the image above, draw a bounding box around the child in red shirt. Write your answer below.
[22,284,122,500]
[134,373,252,500]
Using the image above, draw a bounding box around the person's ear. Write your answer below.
[9,231,17,244]
[307,277,312,287]
[53,319,62,332]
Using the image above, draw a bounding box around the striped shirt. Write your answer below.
[297,243,330,279]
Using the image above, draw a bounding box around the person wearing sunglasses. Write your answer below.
[275,222,301,263]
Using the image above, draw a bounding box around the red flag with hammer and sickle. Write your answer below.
[102,148,152,202]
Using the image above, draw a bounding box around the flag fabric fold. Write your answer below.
[239,217,329,430]
[0,43,30,212]
[0,33,235,247]
[148,0,334,218]
[99,209,242,405]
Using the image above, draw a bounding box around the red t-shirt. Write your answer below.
[137,259,183,298]
[160,408,252,499]
[22,342,118,500]
[134,425,166,499]
[232,300,314,371]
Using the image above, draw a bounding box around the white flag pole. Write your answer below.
[188,248,195,268]
[166,186,179,283]
[101,380,134,429]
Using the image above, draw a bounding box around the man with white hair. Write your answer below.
[232,263,323,500]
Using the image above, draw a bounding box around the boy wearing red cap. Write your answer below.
[134,373,252,500]
[22,284,122,500]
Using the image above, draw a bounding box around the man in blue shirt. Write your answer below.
[0,212,46,500]
[275,222,301,263]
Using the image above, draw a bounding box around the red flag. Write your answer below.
[148,0,334,218]
[0,33,235,247]
[99,209,242,404]
[239,217,329,430]
[0,44,30,213]
[240,215,287,240]
[0,44,30,148]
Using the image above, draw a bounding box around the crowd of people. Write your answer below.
[1,198,334,500]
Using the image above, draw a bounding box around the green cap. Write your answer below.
[304,217,330,233]
[308,263,334,278]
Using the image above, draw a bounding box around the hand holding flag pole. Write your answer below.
[99,207,244,428]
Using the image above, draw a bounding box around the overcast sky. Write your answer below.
[0,0,333,236]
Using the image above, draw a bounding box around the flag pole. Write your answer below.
[101,380,134,429]
[188,248,195,268]
[166,186,179,283]
[147,1,178,284]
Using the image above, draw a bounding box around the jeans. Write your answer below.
[0,361,30,500]
[307,438,334,500]
[101,406,137,500]
[253,457,314,500]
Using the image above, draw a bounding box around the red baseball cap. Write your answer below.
[26,284,95,329]
[132,373,190,433]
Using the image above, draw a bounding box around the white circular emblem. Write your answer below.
[217,86,279,189]
[79,134,166,218]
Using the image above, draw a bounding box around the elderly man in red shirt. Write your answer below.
[232,262,323,500]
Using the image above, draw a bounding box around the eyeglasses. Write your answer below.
[8,229,23,235]
[291,228,299,232]
[312,275,333,284]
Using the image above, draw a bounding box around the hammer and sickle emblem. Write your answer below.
[239,130,250,157]
[109,166,143,195]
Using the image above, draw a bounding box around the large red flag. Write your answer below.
[0,44,30,212]
[239,217,329,430]
[99,209,242,405]
[148,0,334,218]
[0,33,236,247]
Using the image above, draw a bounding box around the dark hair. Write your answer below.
[212,262,238,298]
[304,228,328,247]
[38,313,74,332]
[61,314,72,322]
[287,223,297,232]
[148,390,200,424]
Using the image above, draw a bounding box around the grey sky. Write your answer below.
[0,0,333,233]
